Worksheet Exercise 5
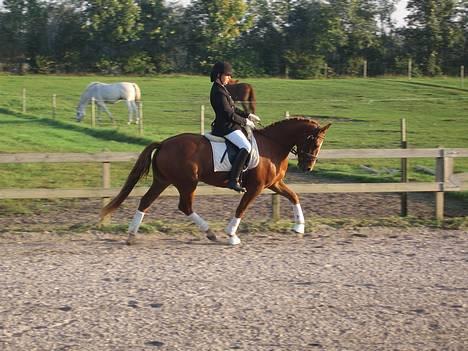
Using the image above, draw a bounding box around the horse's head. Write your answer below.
[296,123,331,172]
[75,108,85,122]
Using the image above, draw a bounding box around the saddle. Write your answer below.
[204,133,259,172]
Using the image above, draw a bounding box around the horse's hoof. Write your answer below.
[126,234,136,245]
[206,230,218,242]
[228,235,241,246]
[292,223,305,234]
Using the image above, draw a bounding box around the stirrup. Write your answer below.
[227,180,246,193]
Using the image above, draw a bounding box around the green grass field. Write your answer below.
[0,74,467,190]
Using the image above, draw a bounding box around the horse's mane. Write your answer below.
[86,82,101,89]
[261,116,319,131]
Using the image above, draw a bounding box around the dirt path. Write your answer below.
[0,227,466,350]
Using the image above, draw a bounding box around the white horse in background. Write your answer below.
[76,82,141,124]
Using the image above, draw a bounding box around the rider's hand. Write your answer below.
[248,113,261,122]
[245,119,256,129]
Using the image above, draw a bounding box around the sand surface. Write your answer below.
[0,226,466,351]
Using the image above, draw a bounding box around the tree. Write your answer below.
[0,0,28,63]
[283,0,344,78]
[405,0,459,75]
[182,0,252,73]
[136,0,180,73]
[326,0,380,75]
[82,0,142,70]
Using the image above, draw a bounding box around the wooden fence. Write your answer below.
[0,148,467,221]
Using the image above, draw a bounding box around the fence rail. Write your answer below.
[1,148,467,221]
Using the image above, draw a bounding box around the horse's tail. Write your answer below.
[248,85,256,114]
[100,141,161,219]
[133,83,141,102]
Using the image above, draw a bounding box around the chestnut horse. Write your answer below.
[225,79,257,114]
[100,117,331,245]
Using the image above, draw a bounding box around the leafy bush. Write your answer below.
[123,53,156,75]
[95,58,121,75]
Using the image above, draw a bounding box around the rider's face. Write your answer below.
[220,73,231,85]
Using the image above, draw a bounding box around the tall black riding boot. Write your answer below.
[227,148,249,193]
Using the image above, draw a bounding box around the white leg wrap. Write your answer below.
[188,212,209,232]
[292,203,305,234]
[128,210,145,234]
[226,217,241,236]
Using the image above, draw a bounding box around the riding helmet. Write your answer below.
[210,61,233,82]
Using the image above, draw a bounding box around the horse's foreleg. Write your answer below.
[126,181,169,245]
[98,101,114,125]
[227,188,262,245]
[269,181,304,234]
[177,185,217,241]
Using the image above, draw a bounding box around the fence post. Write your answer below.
[400,118,408,216]
[101,161,111,225]
[363,59,367,78]
[461,65,465,89]
[285,111,290,119]
[408,58,412,79]
[22,88,26,113]
[91,97,96,127]
[271,194,280,221]
[324,63,328,78]
[52,94,57,119]
[200,105,205,134]
[435,148,447,221]
[138,102,144,136]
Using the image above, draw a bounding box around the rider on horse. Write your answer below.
[209,61,261,193]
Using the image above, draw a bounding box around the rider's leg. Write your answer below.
[224,130,251,193]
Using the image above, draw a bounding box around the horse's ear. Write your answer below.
[320,123,332,133]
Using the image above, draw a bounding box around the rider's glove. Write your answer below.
[245,119,256,129]
[248,113,261,122]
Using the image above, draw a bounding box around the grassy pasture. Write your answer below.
[0,74,467,192]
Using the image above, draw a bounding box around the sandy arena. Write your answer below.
[0,191,467,350]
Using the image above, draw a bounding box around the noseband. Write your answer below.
[291,135,319,162]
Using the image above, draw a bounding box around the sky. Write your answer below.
[392,0,409,27]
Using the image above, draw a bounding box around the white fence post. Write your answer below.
[52,94,57,119]
[408,58,412,79]
[461,65,465,89]
[138,101,143,136]
[200,104,205,134]
[22,88,26,113]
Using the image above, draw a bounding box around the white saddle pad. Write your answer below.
[205,134,260,172]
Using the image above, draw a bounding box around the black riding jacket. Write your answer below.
[210,81,249,137]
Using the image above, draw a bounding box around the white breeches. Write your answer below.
[225,130,252,153]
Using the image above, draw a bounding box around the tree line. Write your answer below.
[0,0,466,78]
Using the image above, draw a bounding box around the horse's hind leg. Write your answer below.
[269,180,304,234]
[176,184,217,242]
[126,101,136,124]
[126,180,169,245]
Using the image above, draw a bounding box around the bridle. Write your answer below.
[253,121,322,162]
[291,134,323,163]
